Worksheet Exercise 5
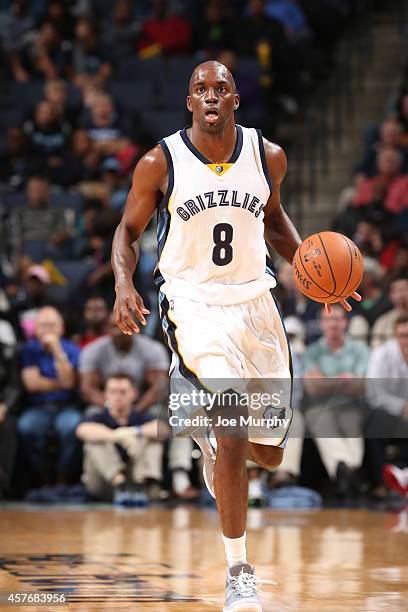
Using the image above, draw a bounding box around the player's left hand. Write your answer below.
[325,291,361,313]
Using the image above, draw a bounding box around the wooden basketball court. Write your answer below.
[0,506,407,611]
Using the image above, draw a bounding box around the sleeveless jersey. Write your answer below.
[154,125,277,305]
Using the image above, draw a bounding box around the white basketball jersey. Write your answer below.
[155,125,277,305]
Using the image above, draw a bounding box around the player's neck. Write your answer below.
[189,120,237,163]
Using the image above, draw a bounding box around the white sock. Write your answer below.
[222,532,247,567]
[172,470,190,494]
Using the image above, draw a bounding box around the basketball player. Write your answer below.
[111,61,360,611]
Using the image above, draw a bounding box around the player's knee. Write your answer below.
[249,444,283,470]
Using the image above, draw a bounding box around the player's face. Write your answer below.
[187,65,239,132]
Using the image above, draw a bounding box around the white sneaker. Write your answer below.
[223,563,275,612]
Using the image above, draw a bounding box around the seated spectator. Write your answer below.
[0,317,20,498]
[12,176,71,260]
[100,157,128,210]
[0,0,35,82]
[349,257,390,331]
[137,0,192,56]
[103,0,141,63]
[0,127,32,189]
[44,79,81,130]
[85,94,125,148]
[72,18,112,86]
[40,0,75,41]
[23,100,71,162]
[193,2,235,57]
[29,20,72,80]
[5,263,60,340]
[275,261,321,344]
[354,118,408,177]
[366,315,408,494]
[79,313,169,411]
[17,306,82,487]
[353,147,408,215]
[303,305,369,496]
[371,273,408,347]
[235,0,301,111]
[76,373,166,503]
[48,129,100,187]
[353,221,403,271]
[72,296,109,349]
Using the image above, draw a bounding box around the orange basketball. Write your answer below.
[292,231,364,303]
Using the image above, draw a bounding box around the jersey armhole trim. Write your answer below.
[158,139,174,211]
[256,129,273,196]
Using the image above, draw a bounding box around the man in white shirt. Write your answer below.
[366,314,408,494]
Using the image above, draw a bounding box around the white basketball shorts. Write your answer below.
[159,289,292,448]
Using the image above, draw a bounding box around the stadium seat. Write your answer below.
[140,110,187,141]
[157,79,188,110]
[110,80,158,111]
[6,81,44,110]
[165,57,198,83]
[116,56,165,82]
[0,108,25,128]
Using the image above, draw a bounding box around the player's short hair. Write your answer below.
[104,372,135,388]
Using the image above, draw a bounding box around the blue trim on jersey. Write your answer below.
[155,139,175,288]
[180,125,243,165]
[256,129,273,196]
[265,254,277,279]
[158,139,174,211]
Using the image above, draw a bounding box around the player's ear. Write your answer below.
[234,93,240,111]
[186,96,192,112]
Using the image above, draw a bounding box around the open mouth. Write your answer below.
[205,109,219,124]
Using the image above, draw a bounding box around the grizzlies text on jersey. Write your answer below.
[154,125,277,305]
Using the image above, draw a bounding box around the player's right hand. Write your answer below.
[113,282,150,335]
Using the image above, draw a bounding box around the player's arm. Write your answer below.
[262,141,302,264]
[263,139,360,312]
[112,145,168,335]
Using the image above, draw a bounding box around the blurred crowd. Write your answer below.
[0,0,407,508]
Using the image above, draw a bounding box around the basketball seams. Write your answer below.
[297,240,332,299]
[338,234,353,297]
[318,233,337,295]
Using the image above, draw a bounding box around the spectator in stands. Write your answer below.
[5,263,57,341]
[235,0,300,112]
[275,261,321,344]
[355,118,408,177]
[0,0,35,82]
[366,315,408,494]
[18,306,82,487]
[40,0,75,41]
[79,313,169,411]
[371,273,408,347]
[44,79,80,129]
[0,127,31,189]
[24,100,71,161]
[12,176,70,259]
[103,0,141,63]
[72,18,112,86]
[193,2,235,57]
[397,92,408,139]
[137,0,192,56]
[349,257,389,332]
[73,296,109,349]
[353,147,408,214]
[48,129,100,187]
[0,316,20,498]
[85,94,132,158]
[100,157,128,210]
[29,20,72,80]
[76,373,165,503]
[303,304,369,496]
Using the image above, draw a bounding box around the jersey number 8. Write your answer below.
[212,223,233,266]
